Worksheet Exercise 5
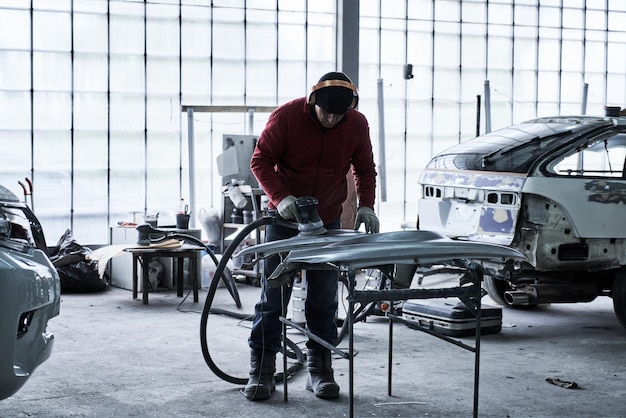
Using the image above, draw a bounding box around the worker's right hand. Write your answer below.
[277,195,299,221]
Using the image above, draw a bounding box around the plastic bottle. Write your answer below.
[178,198,187,214]
[228,182,248,209]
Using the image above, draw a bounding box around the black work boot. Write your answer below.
[305,348,340,399]
[242,349,276,401]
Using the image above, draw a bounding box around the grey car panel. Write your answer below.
[0,186,61,400]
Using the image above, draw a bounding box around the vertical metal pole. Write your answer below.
[581,83,589,115]
[403,75,408,223]
[248,108,254,135]
[187,108,196,228]
[472,263,483,418]
[387,304,393,396]
[484,80,492,133]
[377,79,387,202]
[178,0,183,226]
[475,95,481,137]
[70,0,75,231]
[282,285,288,401]
[29,1,35,212]
[337,0,360,86]
[143,0,148,219]
[348,269,355,418]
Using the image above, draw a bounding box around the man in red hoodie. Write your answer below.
[243,71,379,401]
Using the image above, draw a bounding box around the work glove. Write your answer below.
[354,206,379,234]
[277,195,300,221]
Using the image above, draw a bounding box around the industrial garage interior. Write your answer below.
[2,1,626,417]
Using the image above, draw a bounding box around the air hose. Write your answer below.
[199,215,305,385]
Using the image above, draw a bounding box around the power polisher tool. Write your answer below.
[136,223,155,246]
[294,196,327,236]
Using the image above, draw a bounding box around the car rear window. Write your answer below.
[427,117,612,173]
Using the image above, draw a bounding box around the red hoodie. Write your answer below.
[251,97,377,225]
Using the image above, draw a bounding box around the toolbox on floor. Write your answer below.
[401,298,502,337]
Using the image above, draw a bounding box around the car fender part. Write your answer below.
[0,247,60,400]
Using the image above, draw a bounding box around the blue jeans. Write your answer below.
[248,219,341,354]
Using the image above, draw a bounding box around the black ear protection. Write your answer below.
[308,79,359,110]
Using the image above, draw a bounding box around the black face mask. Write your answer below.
[314,87,354,115]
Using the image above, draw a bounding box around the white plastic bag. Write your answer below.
[198,206,221,244]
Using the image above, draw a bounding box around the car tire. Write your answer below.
[612,268,626,330]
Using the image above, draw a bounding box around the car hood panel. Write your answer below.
[236,229,365,258]
[281,230,526,268]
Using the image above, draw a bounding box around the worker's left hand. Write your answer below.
[354,206,379,234]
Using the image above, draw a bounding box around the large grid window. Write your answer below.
[360,0,626,229]
[1,0,625,244]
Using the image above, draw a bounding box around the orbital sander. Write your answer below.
[294,196,327,236]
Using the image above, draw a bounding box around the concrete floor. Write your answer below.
[2,276,626,418]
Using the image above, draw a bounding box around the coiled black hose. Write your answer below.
[199,216,304,385]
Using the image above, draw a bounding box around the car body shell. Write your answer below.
[418,115,626,275]
[0,185,60,400]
